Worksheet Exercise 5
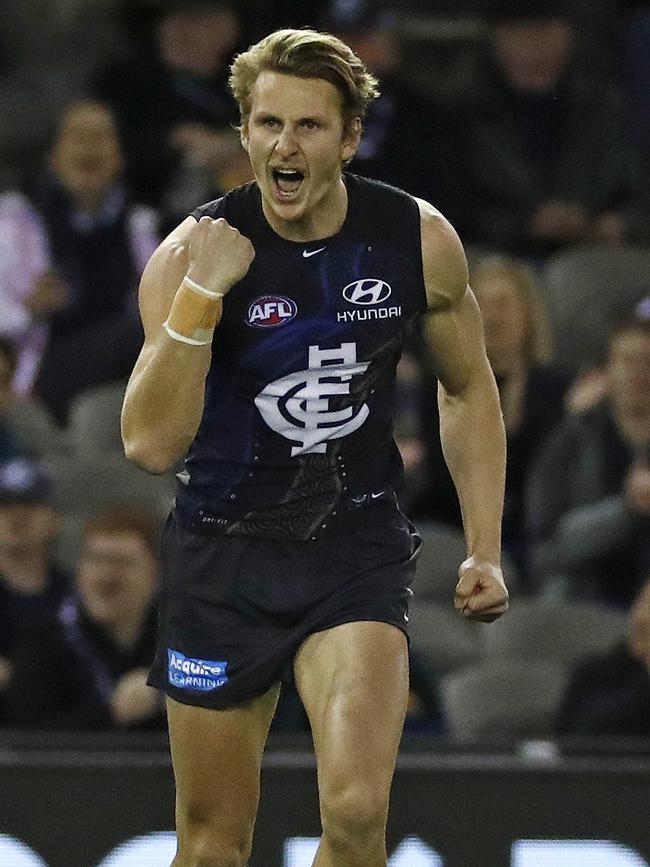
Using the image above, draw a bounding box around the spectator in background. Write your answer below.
[323,0,467,226]
[93,0,249,229]
[622,0,650,152]
[621,1,650,241]
[557,577,650,735]
[460,0,644,257]
[527,311,650,607]
[0,0,119,188]
[3,509,164,731]
[0,340,24,462]
[416,256,571,581]
[0,100,158,422]
[0,460,70,721]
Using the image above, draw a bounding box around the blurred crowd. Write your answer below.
[0,0,649,742]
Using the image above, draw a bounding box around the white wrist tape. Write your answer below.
[162,276,223,345]
[162,322,213,346]
[182,275,224,300]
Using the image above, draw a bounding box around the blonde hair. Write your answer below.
[229,28,380,131]
[471,255,554,364]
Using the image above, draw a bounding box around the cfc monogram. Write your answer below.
[254,343,370,456]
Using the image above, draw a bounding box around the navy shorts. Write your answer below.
[148,506,420,709]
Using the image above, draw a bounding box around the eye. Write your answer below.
[301,119,320,130]
[261,117,280,129]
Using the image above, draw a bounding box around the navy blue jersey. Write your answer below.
[175,173,427,539]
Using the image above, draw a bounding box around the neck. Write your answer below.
[58,181,111,215]
[0,550,50,594]
[261,175,348,243]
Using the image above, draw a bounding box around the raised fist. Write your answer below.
[187,216,255,297]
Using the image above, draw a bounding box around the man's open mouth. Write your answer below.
[272,168,305,196]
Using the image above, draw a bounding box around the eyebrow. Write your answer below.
[253,111,328,124]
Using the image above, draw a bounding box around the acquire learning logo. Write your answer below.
[167,649,229,691]
[246,295,297,327]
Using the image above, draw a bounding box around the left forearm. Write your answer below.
[438,364,506,563]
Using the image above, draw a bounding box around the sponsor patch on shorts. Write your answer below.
[167,649,229,692]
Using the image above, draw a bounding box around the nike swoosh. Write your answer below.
[370,491,384,500]
[302,247,326,258]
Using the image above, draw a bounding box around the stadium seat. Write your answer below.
[4,396,70,457]
[414,523,467,602]
[45,453,174,519]
[45,453,175,572]
[441,659,569,740]
[408,598,482,676]
[542,245,650,370]
[481,597,628,666]
[68,380,127,457]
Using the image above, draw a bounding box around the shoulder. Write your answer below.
[414,197,468,311]
[344,174,425,258]
[346,172,417,212]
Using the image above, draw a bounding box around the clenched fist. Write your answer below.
[454,556,509,623]
[186,216,255,297]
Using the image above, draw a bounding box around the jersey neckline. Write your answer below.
[251,173,359,249]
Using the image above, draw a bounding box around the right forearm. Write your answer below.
[121,333,212,473]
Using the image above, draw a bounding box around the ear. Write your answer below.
[341,116,362,164]
[240,123,249,153]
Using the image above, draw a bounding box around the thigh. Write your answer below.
[167,684,279,841]
[293,621,409,796]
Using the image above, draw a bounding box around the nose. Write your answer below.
[275,125,299,157]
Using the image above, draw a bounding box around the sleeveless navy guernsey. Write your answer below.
[176,173,427,540]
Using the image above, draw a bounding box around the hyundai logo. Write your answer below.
[342,279,392,305]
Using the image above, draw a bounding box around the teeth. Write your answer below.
[273,167,304,196]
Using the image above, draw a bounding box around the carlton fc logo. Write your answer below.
[255,342,370,456]
[342,279,392,305]
[246,295,297,328]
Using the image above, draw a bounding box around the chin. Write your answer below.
[269,196,308,223]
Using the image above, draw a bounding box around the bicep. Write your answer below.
[422,287,490,397]
[415,197,486,394]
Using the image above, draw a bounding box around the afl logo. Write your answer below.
[342,279,392,305]
[246,295,297,328]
